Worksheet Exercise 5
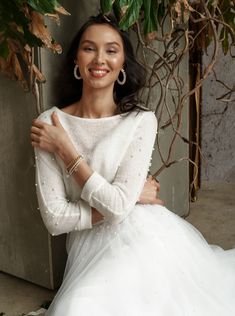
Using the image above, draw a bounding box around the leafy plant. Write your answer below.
[0,0,69,90]
[100,0,235,52]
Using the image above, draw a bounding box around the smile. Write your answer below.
[89,69,109,78]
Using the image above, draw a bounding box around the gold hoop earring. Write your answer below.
[117,69,126,85]
[74,65,82,80]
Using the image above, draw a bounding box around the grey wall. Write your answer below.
[201,46,235,183]
[0,75,58,288]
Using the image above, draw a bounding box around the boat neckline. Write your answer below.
[53,106,125,121]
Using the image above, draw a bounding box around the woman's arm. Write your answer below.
[32,110,158,226]
[34,147,95,235]
[77,111,158,224]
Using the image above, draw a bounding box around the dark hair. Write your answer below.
[56,13,148,113]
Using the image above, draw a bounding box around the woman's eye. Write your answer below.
[107,50,117,54]
[84,47,95,51]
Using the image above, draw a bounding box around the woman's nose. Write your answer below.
[93,50,105,65]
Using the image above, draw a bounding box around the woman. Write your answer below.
[31,14,235,316]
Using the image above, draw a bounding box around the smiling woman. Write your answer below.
[73,24,125,114]
[76,25,124,83]
[55,15,147,113]
[30,13,235,316]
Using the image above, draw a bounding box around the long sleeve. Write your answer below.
[80,111,157,225]
[35,141,92,236]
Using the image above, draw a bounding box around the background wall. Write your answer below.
[0,75,56,288]
[201,46,235,183]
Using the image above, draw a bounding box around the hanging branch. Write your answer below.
[100,0,235,184]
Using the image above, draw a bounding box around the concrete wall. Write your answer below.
[0,74,67,289]
[201,46,235,183]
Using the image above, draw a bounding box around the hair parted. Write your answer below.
[56,13,149,114]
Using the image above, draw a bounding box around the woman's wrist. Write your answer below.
[57,142,79,166]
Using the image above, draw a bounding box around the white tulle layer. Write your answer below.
[46,205,235,316]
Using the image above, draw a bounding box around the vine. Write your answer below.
[100,0,235,198]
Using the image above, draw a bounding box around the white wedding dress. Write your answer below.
[34,106,235,316]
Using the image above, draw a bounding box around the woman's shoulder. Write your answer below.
[131,108,157,125]
[36,106,57,123]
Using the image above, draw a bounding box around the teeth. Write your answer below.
[91,70,107,74]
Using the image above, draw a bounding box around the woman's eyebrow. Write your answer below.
[106,41,121,47]
[81,40,121,46]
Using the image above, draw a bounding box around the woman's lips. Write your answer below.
[89,68,109,78]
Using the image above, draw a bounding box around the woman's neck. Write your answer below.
[75,85,118,118]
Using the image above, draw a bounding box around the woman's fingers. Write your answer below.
[153,198,165,206]
[31,133,40,142]
[150,178,160,191]
[31,126,41,135]
[32,119,45,128]
[51,112,63,127]
[155,181,160,191]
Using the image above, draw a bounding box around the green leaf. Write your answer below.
[27,0,59,14]
[158,1,166,22]
[222,29,229,55]
[0,40,9,59]
[143,0,158,35]
[100,0,114,14]
[118,0,143,30]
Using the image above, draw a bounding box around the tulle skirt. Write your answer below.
[46,205,235,316]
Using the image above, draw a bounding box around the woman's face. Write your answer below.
[75,24,125,90]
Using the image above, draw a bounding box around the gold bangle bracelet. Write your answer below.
[66,155,84,176]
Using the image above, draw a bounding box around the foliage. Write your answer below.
[0,0,69,89]
[100,0,235,52]
[101,0,235,187]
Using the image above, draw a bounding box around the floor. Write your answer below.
[186,181,235,250]
[0,181,235,316]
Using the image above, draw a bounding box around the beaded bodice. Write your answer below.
[35,106,157,236]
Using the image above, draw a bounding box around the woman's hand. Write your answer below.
[31,112,77,160]
[138,175,164,206]
[91,207,104,225]
[92,175,164,225]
